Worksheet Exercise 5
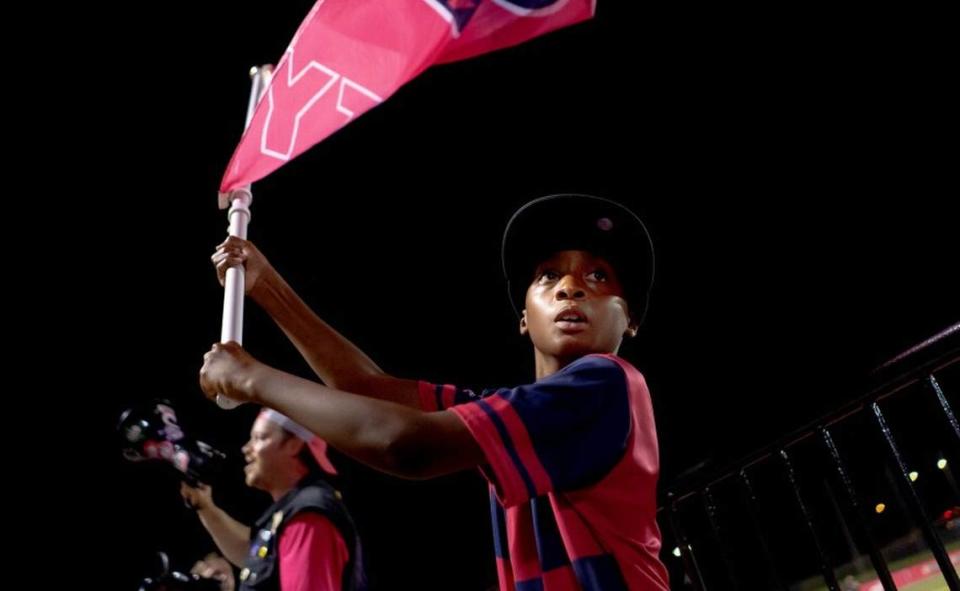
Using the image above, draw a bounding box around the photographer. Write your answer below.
[181,409,363,591]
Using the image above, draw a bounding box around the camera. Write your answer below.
[137,552,225,591]
[118,400,225,485]
[139,571,222,591]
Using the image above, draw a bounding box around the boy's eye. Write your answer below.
[589,269,608,282]
[538,270,559,282]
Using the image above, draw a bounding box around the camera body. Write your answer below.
[139,570,223,591]
[118,400,225,485]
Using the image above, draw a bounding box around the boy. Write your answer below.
[200,194,669,589]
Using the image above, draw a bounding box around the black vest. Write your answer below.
[238,476,363,591]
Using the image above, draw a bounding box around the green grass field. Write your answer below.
[795,540,958,591]
[901,576,948,591]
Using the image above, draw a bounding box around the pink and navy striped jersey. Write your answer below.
[419,354,669,590]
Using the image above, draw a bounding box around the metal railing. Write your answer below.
[659,323,960,590]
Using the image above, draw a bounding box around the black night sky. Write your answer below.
[48,2,957,589]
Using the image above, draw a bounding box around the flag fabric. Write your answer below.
[219,0,595,194]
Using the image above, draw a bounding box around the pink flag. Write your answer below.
[219,0,596,194]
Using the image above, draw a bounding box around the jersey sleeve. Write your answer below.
[439,355,632,507]
[417,380,483,412]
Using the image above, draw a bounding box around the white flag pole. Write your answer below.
[216,65,273,409]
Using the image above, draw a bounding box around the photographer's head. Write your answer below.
[241,409,336,499]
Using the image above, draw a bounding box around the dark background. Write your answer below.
[36,2,956,589]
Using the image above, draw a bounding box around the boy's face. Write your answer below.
[522,250,637,370]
